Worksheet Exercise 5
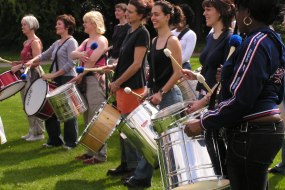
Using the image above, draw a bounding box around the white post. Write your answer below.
[0,116,7,144]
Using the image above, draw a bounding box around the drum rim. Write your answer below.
[0,80,26,101]
[24,78,49,116]
[46,82,74,97]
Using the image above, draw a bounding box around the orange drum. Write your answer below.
[78,102,121,152]
[0,70,25,101]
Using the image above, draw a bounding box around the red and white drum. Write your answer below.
[24,78,57,120]
[0,70,26,101]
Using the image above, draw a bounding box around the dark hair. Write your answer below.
[235,0,282,25]
[57,14,76,35]
[202,0,236,29]
[115,3,128,12]
[129,0,154,20]
[179,4,195,27]
[154,1,183,26]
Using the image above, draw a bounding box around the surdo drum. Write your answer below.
[0,70,25,101]
[78,102,121,152]
[24,78,57,120]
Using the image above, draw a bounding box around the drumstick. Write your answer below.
[20,66,31,80]
[0,57,12,64]
[164,48,213,94]
[76,66,104,73]
[196,73,213,94]
[38,65,45,77]
[124,87,142,99]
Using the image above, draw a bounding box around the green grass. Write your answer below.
[0,59,284,190]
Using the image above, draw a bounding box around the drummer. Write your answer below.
[11,15,45,142]
[182,0,285,189]
[25,14,78,149]
[132,1,184,188]
[106,0,153,187]
[70,11,108,164]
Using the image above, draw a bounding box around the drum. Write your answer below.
[177,79,198,101]
[78,102,121,152]
[46,83,87,122]
[158,116,229,190]
[117,101,159,167]
[24,78,57,120]
[151,101,204,135]
[0,70,26,101]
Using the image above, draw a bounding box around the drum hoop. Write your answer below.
[24,78,48,115]
[0,81,26,101]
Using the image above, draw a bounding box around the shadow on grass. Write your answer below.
[0,161,84,185]
[54,179,124,190]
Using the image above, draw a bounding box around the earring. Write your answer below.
[243,16,252,26]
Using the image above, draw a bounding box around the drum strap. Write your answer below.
[49,37,72,73]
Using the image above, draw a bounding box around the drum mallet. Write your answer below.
[163,48,213,94]
[0,57,12,64]
[20,66,31,80]
[124,87,143,99]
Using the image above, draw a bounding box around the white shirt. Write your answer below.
[172,28,197,63]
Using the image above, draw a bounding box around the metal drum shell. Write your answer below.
[46,83,87,122]
[151,101,192,134]
[117,101,159,167]
[158,122,224,190]
[177,79,198,101]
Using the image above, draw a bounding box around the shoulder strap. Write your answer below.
[150,37,158,83]
[177,28,190,40]
[49,37,72,73]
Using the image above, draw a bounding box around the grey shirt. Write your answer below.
[39,37,78,76]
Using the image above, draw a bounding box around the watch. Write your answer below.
[159,89,166,96]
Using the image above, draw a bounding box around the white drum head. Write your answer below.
[0,81,25,101]
[24,79,47,115]
[46,83,72,97]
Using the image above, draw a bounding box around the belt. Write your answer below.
[232,120,283,133]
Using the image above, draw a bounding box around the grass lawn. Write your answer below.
[0,59,284,190]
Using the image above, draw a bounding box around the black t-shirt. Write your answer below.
[111,23,131,59]
[113,25,150,89]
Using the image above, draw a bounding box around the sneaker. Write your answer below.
[26,134,44,141]
[21,133,32,140]
[62,145,74,150]
[42,143,54,148]
[123,176,151,188]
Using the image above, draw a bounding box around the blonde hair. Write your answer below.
[22,14,39,30]
[83,11,106,34]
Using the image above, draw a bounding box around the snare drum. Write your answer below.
[151,101,204,135]
[177,79,198,101]
[46,83,87,122]
[24,78,57,120]
[117,101,159,167]
[78,102,121,152]
[0,70,26,101]
[158,116,229,190]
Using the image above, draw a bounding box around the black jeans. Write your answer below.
[45,76,78,147]
[226,121,284,190]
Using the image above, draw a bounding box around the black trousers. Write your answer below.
[45,76,78,147]
[226,122,284,190]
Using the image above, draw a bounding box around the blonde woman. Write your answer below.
[71,11,108,164]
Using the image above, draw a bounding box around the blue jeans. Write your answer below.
[134,85,183,181]
[226,121,284,190]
